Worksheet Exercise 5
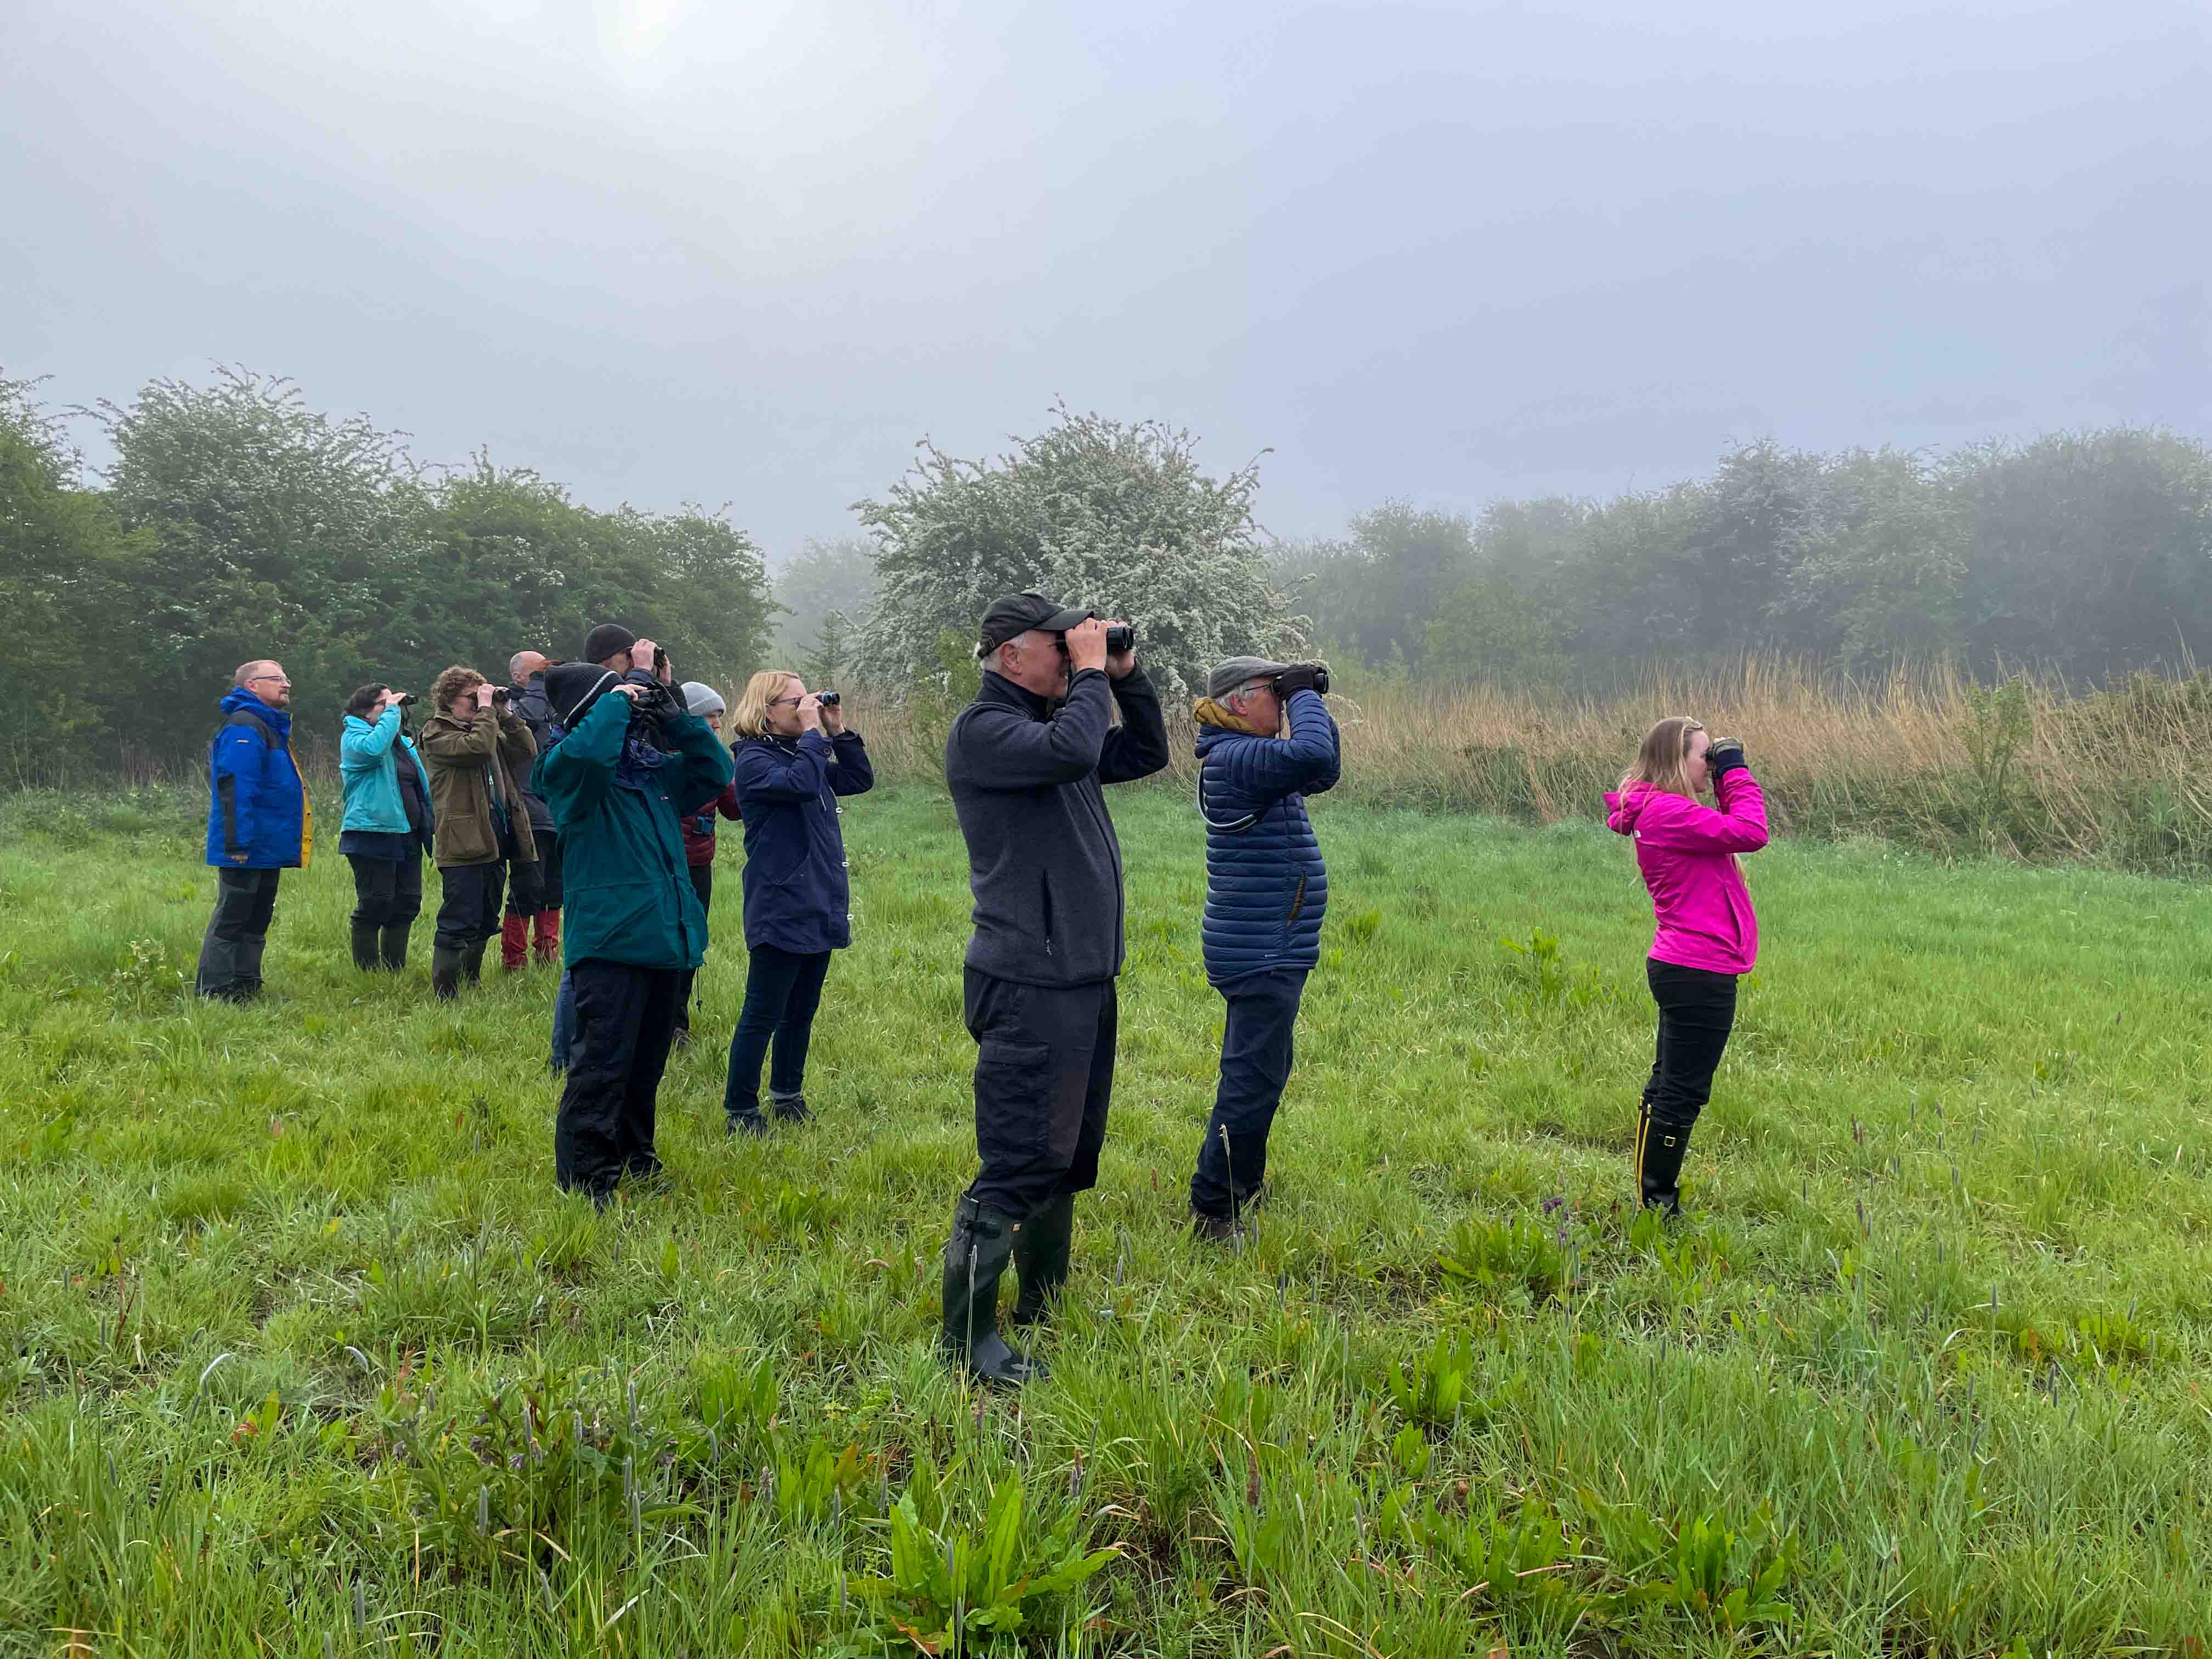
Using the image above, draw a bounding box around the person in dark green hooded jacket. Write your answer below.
[535,633,733,1202]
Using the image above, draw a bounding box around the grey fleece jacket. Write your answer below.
[945,666,1171,987]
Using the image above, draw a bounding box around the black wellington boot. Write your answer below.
[349,920,380,972]
[431,945,464,1001]
[461,938,488,986]
[939,1197,1046,1387]
[379,923,411,972]
[1640,1115,1691,1217]
[1011,1193,1074,1329]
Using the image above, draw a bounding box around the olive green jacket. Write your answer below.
[417,707,539,868]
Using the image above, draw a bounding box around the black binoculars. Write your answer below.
[1106,625,1133,654]
[817,690,841,708]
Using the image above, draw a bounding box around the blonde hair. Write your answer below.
[1621,715,1706,798]
[433,664,487,712]
[730,669,801,738]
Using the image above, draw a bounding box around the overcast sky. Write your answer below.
[6,0,2209,561]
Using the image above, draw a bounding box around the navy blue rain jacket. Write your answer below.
[730,729,875,954]
[1194,688,1341,984]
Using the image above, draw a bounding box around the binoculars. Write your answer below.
[817,690,841,708]
[1056,623,1135,654]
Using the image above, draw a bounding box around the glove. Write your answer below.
[1274,663,1328,698]
[1706,738,1748,782]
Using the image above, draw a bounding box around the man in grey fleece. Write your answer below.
[939,591,1170,1385]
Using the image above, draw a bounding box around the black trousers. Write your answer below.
[196,867,281,1000]
[554,961,685,1198]
[675,863,714,1034]
[505,831,563,917]
[1644,960,1739,1132]
[348,853,422,929]
[721,943,832,1118]
[434,861,506,951]
[1190,968,1307,1218]
[963,969,1116,1221]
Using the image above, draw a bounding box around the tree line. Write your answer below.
[5,363,2204,778]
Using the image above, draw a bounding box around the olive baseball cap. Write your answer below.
[1205,656,1293,699]
[975,591,1093,658]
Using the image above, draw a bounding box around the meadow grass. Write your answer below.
[1,781,2209,1656]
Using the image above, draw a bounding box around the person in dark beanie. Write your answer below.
[198,659,309,1001]
[338,682,433,972]
[1186,656,1341,1243]
[938,593,1169,1386]
[1604,718,1768,1216]
[672,680,743,1046]
[721,669,873,1133]
[537,635,733,1204]
[417,665,539,998]
[501,650,564,971]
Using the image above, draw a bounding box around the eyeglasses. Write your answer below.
[769,696,803,708]
[250,675,291,688]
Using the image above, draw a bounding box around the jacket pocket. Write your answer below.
[1286,874,1308,924]
[1040,871,1055,956]
[973,1039,1054,1170]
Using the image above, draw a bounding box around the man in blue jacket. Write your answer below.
[1187,655,1340,1242]
[198,659,309,1001]
[940,592,1171,1385]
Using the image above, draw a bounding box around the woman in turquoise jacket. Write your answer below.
[339,682,435,972]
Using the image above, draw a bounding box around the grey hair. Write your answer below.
[508,650,543,682]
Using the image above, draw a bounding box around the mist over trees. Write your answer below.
[4,360,2206,781]
[1293,433,2212,688]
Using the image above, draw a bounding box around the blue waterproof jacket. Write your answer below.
[338,707,433,836]
[204,688,308,869]
[731,729,875,955]
[1194,688,1341,984]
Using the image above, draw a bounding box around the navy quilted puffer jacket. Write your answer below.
[1195,689,1341,984]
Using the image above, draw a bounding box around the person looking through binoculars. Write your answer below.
[417,665,539,999]
[1186,656,1340,1243]
[720,670,873,1135]
[938,592,1170,1386]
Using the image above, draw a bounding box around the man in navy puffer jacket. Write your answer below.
[1188,655,1341,1240]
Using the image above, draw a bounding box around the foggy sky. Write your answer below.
[6,0,2209,560]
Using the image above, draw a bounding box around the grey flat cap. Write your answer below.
[1206,656,1293,699]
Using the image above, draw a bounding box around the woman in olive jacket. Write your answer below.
[416,664,538,997]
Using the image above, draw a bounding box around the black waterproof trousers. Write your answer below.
[196,867,281,1001]
[554,961,685,1200]
[1190,968,1307,1218]
[1644,960,1737,1132]
[434,861,506,951]
[675,863,714,1036]
[963,969,1116,1221]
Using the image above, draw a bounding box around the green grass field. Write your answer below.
[3,782,2209,1657]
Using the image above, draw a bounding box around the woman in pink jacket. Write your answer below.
[1604,718,1768,1215]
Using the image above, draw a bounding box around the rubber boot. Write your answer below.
[500,912,529,972]
[769,1090,811,1125]
[1640,1115,1691,1216]
[940,1197,1046,1386]
[349,919,380,973]
[379,922,410,972]
[1011,1192,1074,1328]
[431,945,464,1001]
[461,938,488,986]
[533,910,561,966]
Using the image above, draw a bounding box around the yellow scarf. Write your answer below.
[1192,697,1269,736]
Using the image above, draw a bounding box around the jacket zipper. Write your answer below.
[1287,874,1307,924]
[1042,871,1054,955]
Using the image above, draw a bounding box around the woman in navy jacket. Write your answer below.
[721,670,873,1133]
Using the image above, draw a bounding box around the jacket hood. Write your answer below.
[221,686,290,733]
[1605,781,1669,836]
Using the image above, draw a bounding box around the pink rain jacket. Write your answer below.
[1602,771,1768,975]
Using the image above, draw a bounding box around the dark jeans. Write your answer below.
[1644,960,1738,1132]
[435,861,506,951]
[348,853,422,928]
[962,969,1116,1221]
[196,867,281,1000]
[505,831,563,917]
[1190,968,1307,1218]
[721,943,831,1119]
[675,864,714,1035]
[554,961,685,1199]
